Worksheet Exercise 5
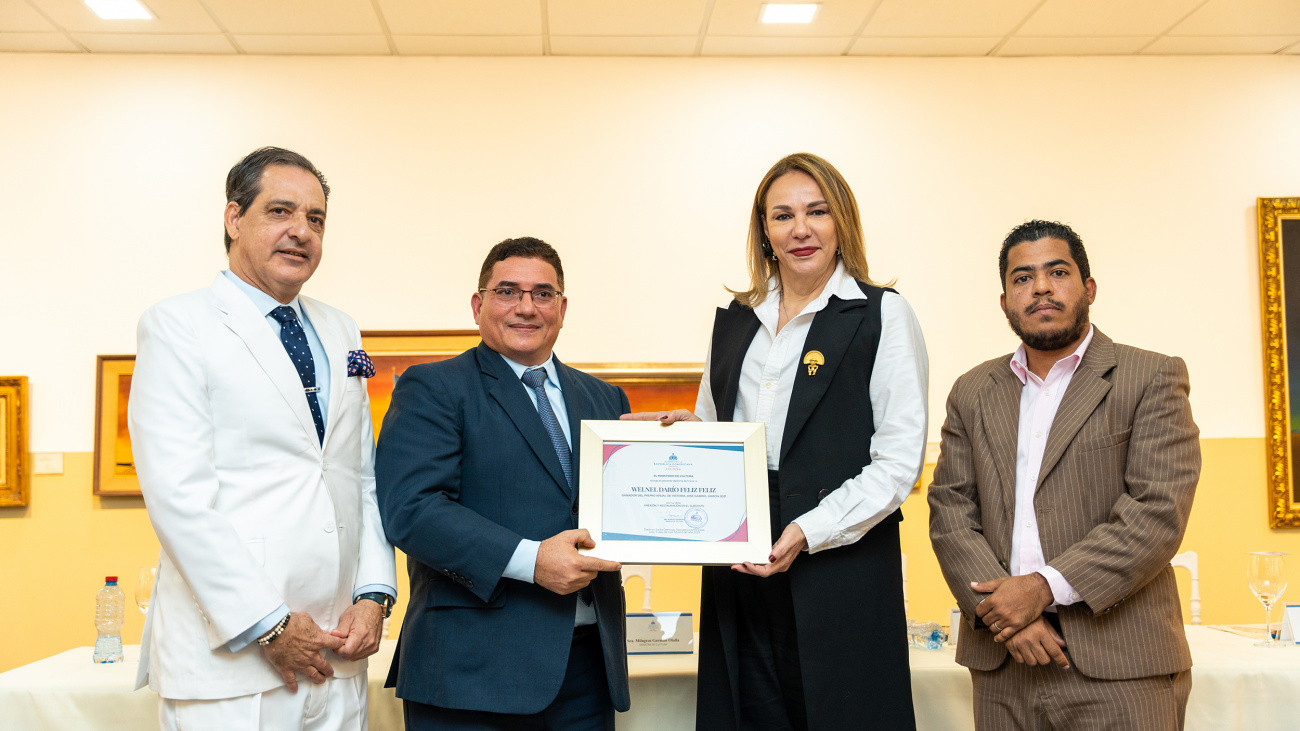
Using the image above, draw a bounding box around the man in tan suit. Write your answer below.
[928,220,1200,730]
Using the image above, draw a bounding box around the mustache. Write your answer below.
[1024,297,1065,315]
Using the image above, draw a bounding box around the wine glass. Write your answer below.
[1246,552,1288,648]
[136,567,157,616]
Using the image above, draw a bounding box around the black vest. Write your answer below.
[708,281,896,528]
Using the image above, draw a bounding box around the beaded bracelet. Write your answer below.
[257,613,292,646]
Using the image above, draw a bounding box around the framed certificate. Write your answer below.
[577,420,771,565]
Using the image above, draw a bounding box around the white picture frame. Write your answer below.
[577,419,771,565]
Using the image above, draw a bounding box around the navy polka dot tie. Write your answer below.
[270,306,325,444]
[522,367,591,605]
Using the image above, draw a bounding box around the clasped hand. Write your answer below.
[971,574,1069,669]
[261,612,345,693]
[331,599,385,661]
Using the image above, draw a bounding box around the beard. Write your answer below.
[1006,295,1090,351]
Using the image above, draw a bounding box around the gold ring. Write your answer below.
[992,622,1000,632]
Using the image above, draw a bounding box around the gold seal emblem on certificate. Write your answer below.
[803,350,825,375]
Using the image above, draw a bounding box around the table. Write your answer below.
[2,628,1295,730]
[902,626,1300,731]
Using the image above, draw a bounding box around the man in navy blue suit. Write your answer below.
[376,237,631,730]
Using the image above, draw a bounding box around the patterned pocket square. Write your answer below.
[347,349,375,378]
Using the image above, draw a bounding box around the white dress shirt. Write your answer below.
[695,261,929,554]
[1007,325,1095,607]
[496,352,597,627]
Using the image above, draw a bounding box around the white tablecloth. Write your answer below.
[2,627,1295,730]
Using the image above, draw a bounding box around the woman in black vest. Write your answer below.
[626,153,929,730]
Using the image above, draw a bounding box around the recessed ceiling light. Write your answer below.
[85,0,153,20]
[761,4,819,24]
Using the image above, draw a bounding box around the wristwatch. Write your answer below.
[355,592,395,618]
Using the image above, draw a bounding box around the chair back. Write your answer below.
[1171,551,1201,625]
[620,565,654,612]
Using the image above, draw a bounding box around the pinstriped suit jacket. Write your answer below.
[928,328,1200,680]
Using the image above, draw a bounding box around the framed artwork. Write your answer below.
[0,376,30,507]
[93,355,139,496]
[89,330,705,496]
[359,330,704,437]
[361,330,483,438]
[567,363,702,417]
[1258,197,1300,527]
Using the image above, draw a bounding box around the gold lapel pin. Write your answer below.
[803,350,825,376]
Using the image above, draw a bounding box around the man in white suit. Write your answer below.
[129,147,397,729]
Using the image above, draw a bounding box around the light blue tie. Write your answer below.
[522,367,572,489]
[522,367,591,605]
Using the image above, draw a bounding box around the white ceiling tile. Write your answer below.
[201,0,381,35]
[708,0,874,37]
[701,35,852,55]
[865,0,1041,37]
[0,0,57,31]
[0,31,80,50]
[549,0,707,36]
[849,36,999,56]
[998,36,1151,56]
[27,0,220,33]
[71,32,235,52]
[550,35,696,55]
[1143,35,1300,54]
[376,0,541,36]
[234,34,391,55]
[1019,0,1204,37]
[392,34,542,55]
[1171,0,1300,36]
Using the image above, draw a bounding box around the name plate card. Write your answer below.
[1281,604,1299,643]
[578,420,771,565]
[626,612,694,655]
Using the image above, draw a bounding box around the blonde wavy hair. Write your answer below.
[728,152,882,308]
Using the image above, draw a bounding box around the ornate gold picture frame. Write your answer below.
[0,376,30,507]
[91,330,705,496]
[1258,197,1300,527]
[565,364,703,414]
[359,330,703,435]
[361,330,484,439]
[94,355,139,496]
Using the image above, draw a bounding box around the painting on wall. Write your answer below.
[359,330,704,437]
[0,376,30,507]
[94,356,139,496]
[360,331,484,438]
[89,331,705,496]
[1257,197,1300,528]
[569,364,703,414]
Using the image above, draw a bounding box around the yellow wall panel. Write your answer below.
[4,439,1295,673]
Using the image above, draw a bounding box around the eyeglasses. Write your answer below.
[479,287,564,308]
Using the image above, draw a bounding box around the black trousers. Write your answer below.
[402,624,614,731]
[697,471,916,731]
[697,471,809,731]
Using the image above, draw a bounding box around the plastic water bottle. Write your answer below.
[906,619,947,650]
[93,576,125,663]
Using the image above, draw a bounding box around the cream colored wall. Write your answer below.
[2,53,1299,673]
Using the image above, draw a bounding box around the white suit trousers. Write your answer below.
[158,673,368,731]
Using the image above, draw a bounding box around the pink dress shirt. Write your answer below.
[1007,325,1095,608]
